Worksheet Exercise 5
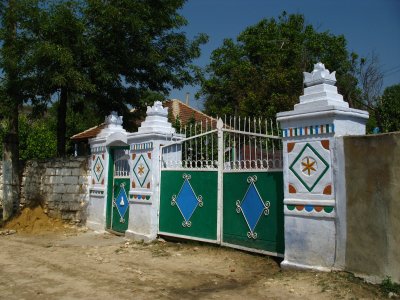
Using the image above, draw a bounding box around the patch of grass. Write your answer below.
[380,276,400,296]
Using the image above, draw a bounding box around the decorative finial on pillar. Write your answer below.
[137,101,175,134]
[303,62,337,87]
[146,101,168,117]
[105,111,123,126]
[295,62,347,109]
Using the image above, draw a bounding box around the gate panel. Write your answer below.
[158,116,284,255]
[159,170,218,241]
[106,147,130,234]
[222,171,284,255]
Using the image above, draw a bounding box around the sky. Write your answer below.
[168,0,400,110]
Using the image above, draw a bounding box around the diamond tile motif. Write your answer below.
[114,184,129,223]
[171,174,203,227]
[289,143,329,192]
[93,156,104,182]
[133,155,150,187]
[236,176,270,239]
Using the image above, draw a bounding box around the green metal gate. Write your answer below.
[222,172,284,255]
[106,147,130,234]
[159,117,284,256]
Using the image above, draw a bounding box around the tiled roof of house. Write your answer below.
[70,99,216,141]
[70,123,106,141]
[164,99,218,129]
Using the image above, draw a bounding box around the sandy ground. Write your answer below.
[0,208,384,300]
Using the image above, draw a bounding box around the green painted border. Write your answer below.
[106,146,130,231]
[159,170,218,240]
[289,143,329,192]
[223,172,284,254]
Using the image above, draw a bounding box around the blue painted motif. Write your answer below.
[236,176,270,239]
[305,205,313,212]
[240,184,265,231]
[115,186,129,219]
[171,175,203,227]
[176,180,199,222]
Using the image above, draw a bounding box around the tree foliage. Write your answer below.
[198,12,360,119]
[1,0,207,157]
[376,84,400,133]
[0,113,57,160]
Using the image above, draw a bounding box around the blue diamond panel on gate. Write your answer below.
[236,177,270,239]
[115,185,129,222]
[171,175,203,227]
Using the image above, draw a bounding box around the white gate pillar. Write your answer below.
[87,112,127,232]
[277,63,369,270]
[126,101,183,241]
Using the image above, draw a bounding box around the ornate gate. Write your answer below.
[159,117,284,256]
[106,147,130,234]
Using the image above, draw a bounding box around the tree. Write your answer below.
[0,0,40,219]
[29,0,95,156]
[358,52,383,109]
[27,0,207,156]
[376,84,400,133]
[0,0,206,219]
[198,12,360,119]
[83,0,207,118]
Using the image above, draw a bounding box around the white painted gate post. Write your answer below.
[216,118,224,242]
[277,63,369,270]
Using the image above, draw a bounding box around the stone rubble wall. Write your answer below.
[0,163,2,208]
[0,157,90,223]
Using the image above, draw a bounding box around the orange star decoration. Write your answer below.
[138,164,145,175]
[96,164,101,173]
[301,157,316,176]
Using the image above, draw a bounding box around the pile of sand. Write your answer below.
[4,205,70,234]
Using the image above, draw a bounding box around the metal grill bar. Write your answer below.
[161,117,282,171]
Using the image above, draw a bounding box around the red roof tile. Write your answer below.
[70,100,217,141]
[70,123,106,141]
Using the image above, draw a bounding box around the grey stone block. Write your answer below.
[62,176,79,185]
[45,168,57,176]
[66,185,81,194]
[71,168,83,176]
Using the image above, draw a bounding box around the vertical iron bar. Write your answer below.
[238,116,241,167]
[253,117,256,168]
[248,117,251,164]
[259,117,262,168]
[243,117,246,168]
[190,124,193,167]
[271,119,275,158]
[233,116,236,168]
[200,120,203,167]
[229,116,232,167]
[265,119,269,167]
[206,119,208,166]
[195,122,198,167]
[184,125,187,167]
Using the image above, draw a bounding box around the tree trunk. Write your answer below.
[2,0,20,221]
[57,87,68,157]
[2,105,20,221]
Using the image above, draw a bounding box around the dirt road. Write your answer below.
[0,229,383,300]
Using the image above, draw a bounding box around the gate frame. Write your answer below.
[105,146,130,235]
[158,118,284,256]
